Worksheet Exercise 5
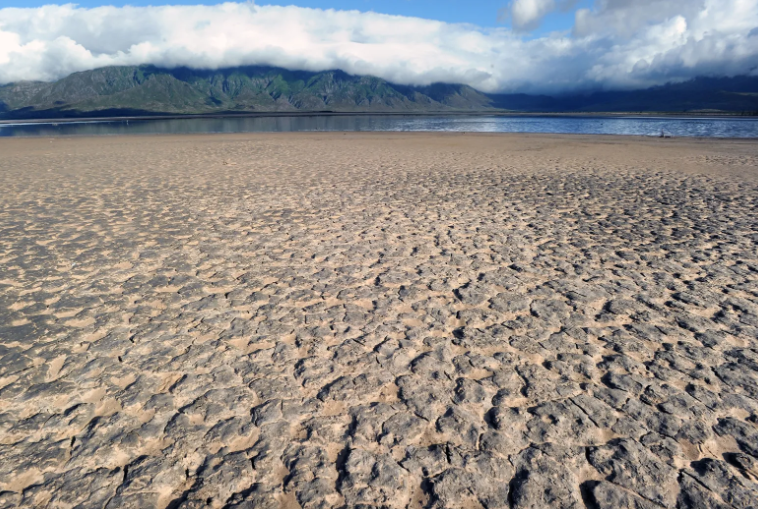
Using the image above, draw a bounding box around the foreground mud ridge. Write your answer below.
[0,132,757,508]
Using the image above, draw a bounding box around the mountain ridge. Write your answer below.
[1,65,757,119]
[0,66,491,119]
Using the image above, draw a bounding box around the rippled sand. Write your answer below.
[1,132,758,508]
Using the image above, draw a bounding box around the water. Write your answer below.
[2,114,758,138]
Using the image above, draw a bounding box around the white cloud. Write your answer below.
[511,0,556,31]
[573,0,706,38]
[0,1,756,94]
[507,0,579,32]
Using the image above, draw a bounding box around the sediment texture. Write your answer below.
[0,132,757,508]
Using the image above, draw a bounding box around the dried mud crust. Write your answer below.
[0,132,757,509]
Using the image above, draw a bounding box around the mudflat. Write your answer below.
[1,132,758,508]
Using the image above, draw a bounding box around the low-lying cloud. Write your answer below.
[0,0,756,94]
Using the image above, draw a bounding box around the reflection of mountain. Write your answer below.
[1,66,757,119]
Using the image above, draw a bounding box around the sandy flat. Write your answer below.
[1,132,758,508]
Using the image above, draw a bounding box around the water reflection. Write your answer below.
[1,114,758,138]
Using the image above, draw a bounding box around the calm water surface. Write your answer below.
[2,115,758,138]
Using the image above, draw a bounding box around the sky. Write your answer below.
[0,0,593,34]
[0,0,756,94]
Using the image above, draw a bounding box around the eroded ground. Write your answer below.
[1,132,758,508]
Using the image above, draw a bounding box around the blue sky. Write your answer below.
[0,0,593,35]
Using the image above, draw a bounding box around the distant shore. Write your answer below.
[1,109,755,125]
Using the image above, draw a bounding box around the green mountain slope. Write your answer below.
[1,66,757,119]
[0,66,492,118]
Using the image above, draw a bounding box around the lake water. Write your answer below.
[2,114,758,138]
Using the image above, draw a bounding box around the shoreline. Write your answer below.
[1,109,756,126]
[3,130,758,144]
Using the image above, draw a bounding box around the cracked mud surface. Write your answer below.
[1,132,758,509]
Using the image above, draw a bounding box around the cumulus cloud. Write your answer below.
[0,0,756,94]
[506,0,579,32]
[573,0,706,38]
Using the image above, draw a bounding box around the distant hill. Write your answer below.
[0,66,757,119]
[0,66,491,119]
[488,76,758,113]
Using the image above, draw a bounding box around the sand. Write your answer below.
[0,132,757,508]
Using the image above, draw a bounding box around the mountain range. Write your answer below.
[1,65,757,120]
